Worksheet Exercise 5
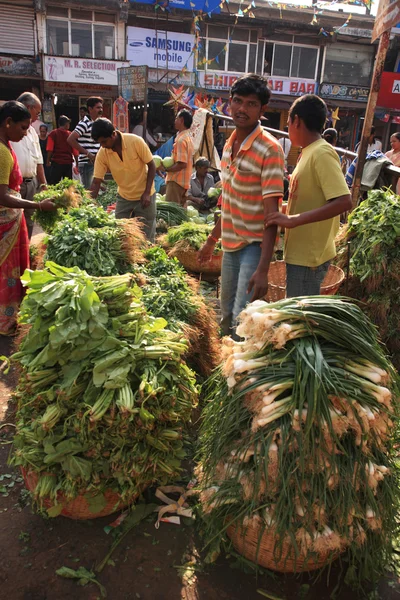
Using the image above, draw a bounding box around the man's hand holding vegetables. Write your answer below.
[199,74,284,339]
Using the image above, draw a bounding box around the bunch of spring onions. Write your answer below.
[10,262,197,515]
[197,296,399,579]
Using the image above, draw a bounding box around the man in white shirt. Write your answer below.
[278,126,292,167]
[355,126,382,154]
[11,92,47,239]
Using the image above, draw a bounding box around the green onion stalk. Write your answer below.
[196,296,400,582]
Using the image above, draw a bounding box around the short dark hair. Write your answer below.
[231,74,271,106]
[87,96,103,110]
[323,128,338,145]
[39,124,48,130]
[195,157,210,168]
[58,115,70,127]
[289,94,327,133]
[370,126,376,135]
[0,100,31,126]
[177,109,192,129]
[91,117,115,141]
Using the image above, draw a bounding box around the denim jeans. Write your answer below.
[220,243,262,339]
[79,163,94,190]
[286,260,330,298]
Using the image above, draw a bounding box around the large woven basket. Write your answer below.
[170,247,222,276]
[266,261,345,302]
[227,520,339,573]
[22,468,133,520]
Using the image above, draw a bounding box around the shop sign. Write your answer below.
[0,55,41,77]
[128,0,221,13]
[319,83,370,102]
[118,66,148,103]
[377,72,400,110]
[339,27,372,39]
[43,81,117,97]
[127,27,194,72]
[199,72,317,95]
[44,56,131,86]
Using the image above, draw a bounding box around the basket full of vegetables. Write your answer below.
[165,223,222,276]
[197,297,399,576]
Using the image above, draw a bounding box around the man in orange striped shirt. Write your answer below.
[164,109,194,205]
[199,74,284,338]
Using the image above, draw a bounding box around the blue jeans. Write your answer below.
[220,243,262,339]
[79,163,94,190]
[286,261,330,298]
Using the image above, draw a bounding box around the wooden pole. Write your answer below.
[351,30,390,208]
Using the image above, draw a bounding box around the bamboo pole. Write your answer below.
[350,30,391,208]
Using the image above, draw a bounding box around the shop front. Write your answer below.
[42,55,130,129]
[0,55,42,102]
[319,82,370,151]
[377,72,400,149]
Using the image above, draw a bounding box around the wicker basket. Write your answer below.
[227,519,339,573]
[266,261,345,302]
[170,247,222,276]
[22,468,134,520]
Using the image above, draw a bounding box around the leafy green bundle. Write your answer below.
[166,222,221,253]
[197,296,399,579]
[156,201,189,227]
[32,179,90,232]
[140,247,220,377]
[337,188,400,367]
[10,262,198,513]
[96,180,118,210]
[45,205,146,277]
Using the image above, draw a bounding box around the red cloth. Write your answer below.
[47,129,78,164]
[0,144,29,335]
[8,145,23,192]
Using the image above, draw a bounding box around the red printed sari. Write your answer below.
[0,144,29,335]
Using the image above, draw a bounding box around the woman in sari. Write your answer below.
[385,133,400,195]
[0,101,55,335]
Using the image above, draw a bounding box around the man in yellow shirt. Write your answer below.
[265,94,351,297]
[90,118,156,241]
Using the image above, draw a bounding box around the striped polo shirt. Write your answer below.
[73,116,100,164]
[166,130,194,190]
[220,124,284,252]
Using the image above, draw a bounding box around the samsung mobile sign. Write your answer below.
[127,27,194,71]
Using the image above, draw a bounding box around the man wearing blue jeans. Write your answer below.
[264,95,351,297]
[199,74,284,338]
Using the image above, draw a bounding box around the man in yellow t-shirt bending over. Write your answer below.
[90,118,156,242]
[265,94,351,297]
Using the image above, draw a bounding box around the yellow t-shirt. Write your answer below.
[94,133,155,200]
[284,138,350,268]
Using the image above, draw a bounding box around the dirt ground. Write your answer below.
[1,236,400,600]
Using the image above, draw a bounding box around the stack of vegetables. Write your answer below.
[155,196,189,233]
[32,179,90,232]
[44,205,147,277]
[96,180,118,211]
[140,247,220,377]
[10,262,198,513]
[336,188,400,369]
[163,222,221,254]
[197,296,399,577]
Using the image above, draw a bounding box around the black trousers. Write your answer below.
[49,163,73,185]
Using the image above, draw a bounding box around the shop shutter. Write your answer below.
[0,4,35,56]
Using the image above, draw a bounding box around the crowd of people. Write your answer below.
[0,76,399,339]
